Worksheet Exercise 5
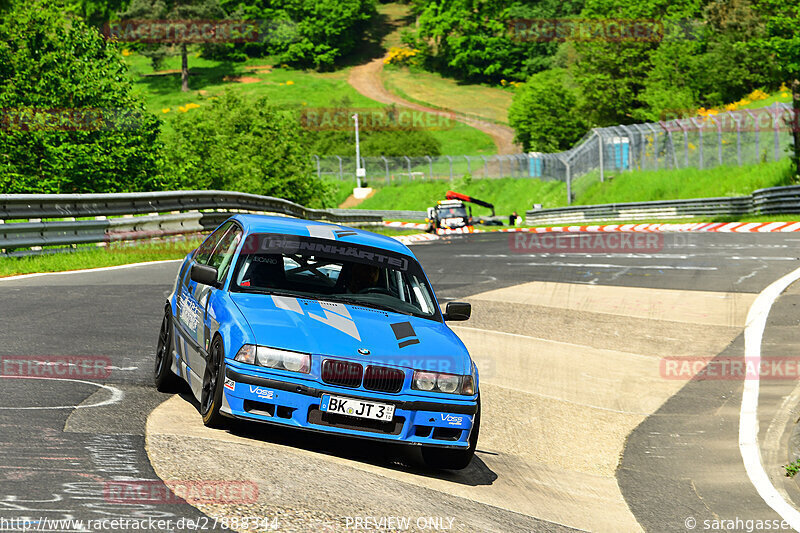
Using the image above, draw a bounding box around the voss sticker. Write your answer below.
[249,385,274,400]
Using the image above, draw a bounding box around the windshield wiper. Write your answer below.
[346,299,413,316]
[237,288,309,299]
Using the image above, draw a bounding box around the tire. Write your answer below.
[421,398,481,470]
[200,336,228,428]
[154,309,180,392]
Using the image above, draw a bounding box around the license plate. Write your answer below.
[320,394,395,422]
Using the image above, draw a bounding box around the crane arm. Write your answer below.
[445,190,495,216]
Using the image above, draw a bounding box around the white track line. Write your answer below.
[0,259,182,282]
[0,376,123,410]
[740,265,800,530]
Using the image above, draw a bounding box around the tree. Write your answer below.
[162,91,328,206]
[0,0,163,193]
[636,0,780,121]
[508,68,590,152]
[118,0,224,91]
[568,0,703,126]
[66,0,132,27]
[751,0,800,176]
[403,0,582,83]
[215,0,377,70]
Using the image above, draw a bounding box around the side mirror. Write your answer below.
[191,263,219,287]
[443,301,471,321]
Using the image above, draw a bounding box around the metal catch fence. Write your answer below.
[312,102,797,205]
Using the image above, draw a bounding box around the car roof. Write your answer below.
[228,214,417,258]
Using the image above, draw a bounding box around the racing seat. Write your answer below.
[245,255,285,290]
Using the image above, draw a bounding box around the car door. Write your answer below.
[177,221,234,388]
[201,223,244,350]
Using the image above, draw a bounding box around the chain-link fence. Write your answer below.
[312,102,797,205]
[311,154,532,184]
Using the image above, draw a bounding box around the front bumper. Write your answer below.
[221,364,478,449]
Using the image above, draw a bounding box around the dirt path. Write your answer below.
[348,57,521,155]
[338,188,376,208]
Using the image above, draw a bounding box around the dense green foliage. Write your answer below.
[302,103,442,157]
[162,91,325,206]
[403,0,582,83]
[508,68,589,152]
[66,0,131,27]
[211,0,378,69]
[410,0,800,143]
[307,128,441,158]
[1,1,334,203]
[0,0,164,193]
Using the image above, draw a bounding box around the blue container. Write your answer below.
[528,153,542,177]
[607,137,630,170]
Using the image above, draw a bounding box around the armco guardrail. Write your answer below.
[0,191,383,252]
[330,208,427,221]
[525,185,800,225]
[752,185,800,215]
[0,191,381,222]
[525,196,753,225]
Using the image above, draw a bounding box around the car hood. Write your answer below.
[230,293,471,375]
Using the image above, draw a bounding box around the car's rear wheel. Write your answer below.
[154,309,180,392]
[201,336,227,428]
[421,398,480,470]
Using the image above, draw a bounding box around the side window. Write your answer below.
[208,225,243,283]
[195,222,233,265]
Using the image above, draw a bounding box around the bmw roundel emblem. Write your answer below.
[358,348,370,356]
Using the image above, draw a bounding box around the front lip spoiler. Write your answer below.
[222,411,468,449]
[225,367,478,415]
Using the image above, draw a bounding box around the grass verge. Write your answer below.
[574,160,794,205]
[525,215,800,228]
[382,65,513,126]
[354,177,565,215]
[0,239,202,278]
[348,160,796,215]
[0,227,425,277]
[124,53,495,155]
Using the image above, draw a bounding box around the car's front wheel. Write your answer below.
[201,336,227,428]
[154,309,180,392]
[421,398,481,470]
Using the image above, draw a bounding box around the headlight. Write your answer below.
[234,344,256,365]
[413,372,437,391]
[437,374,460,393]
[412,370,474,395]
[256,346,310,374]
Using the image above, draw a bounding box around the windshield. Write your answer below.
[230,233,440,320]
[438,206,468,218]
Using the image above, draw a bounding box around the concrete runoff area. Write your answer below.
[146,281,754,532]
